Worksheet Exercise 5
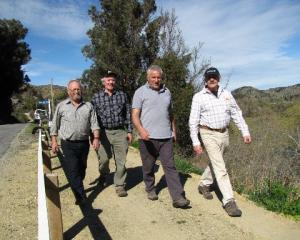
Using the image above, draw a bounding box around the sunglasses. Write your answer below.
[205,75,219,81]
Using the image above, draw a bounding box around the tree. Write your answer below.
[155,10,209,156]
[0,19,31,124]
[82,0,161,97]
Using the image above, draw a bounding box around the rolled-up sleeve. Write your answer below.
[50,104,61,136]
[189,94,201,146]
[229,93,250,136]
[90,105,100,131]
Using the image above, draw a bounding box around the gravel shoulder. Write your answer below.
[0,129,299,239]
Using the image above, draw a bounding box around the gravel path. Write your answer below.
[0,128,299,240]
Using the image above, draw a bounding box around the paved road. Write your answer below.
[0,123,27,158]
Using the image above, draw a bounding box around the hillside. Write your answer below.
[11,84,67,122]
[33,84,66,99]
[231,84,300,121]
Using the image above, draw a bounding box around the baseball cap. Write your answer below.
[204,67,220,79]
[105,70,117,78]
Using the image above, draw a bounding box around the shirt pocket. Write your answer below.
[223,97,231,113]
[97,103,110,116]
[112,102,124,115]
[77,114,90,134]
[61,111,74,122]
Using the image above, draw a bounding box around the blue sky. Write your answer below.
[1,0,300,90]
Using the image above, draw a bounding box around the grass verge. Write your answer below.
[248,181,300,220]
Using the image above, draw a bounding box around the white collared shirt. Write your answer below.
[189,87,250,146]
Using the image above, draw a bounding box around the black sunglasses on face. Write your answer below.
[205,75,219,81]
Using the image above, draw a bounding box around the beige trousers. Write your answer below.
[199,128,234,205]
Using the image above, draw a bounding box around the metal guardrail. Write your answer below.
[38,128,50,240]
[35,126,63,240]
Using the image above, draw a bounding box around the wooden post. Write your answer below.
[45,173,63,240]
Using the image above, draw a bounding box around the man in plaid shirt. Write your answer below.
[189,67,252,217]
[91,71,133,197]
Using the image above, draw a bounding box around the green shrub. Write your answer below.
[175,156,203,175]
[249,181,300,217]
[131,140,139,149]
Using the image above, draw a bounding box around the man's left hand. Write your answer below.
[243,135,252,144]
[92,138,100,150]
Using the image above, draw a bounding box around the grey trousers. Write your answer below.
[97,129,128,186]
[138,138,184,201]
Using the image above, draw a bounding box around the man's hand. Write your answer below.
[127,133,133,144]
[243,135,252,144]
[139,128,150,140]
[193,145,203,156]
[92,138,100,151]
[173,132,177,143]
[51,140,59,154]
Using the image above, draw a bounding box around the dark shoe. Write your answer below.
[224,200,242,217]
[147,191,158,201]
[172,198,190,208]
[75,195,88,205]
[98,175,108,187]
[198,185,213,200]
[116,186,128,197]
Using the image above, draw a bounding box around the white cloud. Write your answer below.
[0,0,94,40]
[159,0,300,89]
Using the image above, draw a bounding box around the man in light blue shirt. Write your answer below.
[132,65,190,208]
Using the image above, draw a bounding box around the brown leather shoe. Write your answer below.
[116,186,128,197]
[172,198,190,208]
[198,185,213,200]
[224,200,242,217]
[147,191,158,201]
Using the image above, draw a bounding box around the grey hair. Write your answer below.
[67,79,82,90]
[147,65,163,77]
[101,76,116,83]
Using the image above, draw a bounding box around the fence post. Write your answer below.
[45,173,63,240]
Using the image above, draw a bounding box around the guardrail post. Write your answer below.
[42,140,52,174]
[45,173,63,240]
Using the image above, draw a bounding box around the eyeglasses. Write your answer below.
[69,88,81,92]
[205,75,219,81]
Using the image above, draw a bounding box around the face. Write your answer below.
[147,70,162,90]
[68,81,82,102]
[103,76,116,92]
[205,75,220,91]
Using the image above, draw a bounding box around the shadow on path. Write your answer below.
[56,150,112,240]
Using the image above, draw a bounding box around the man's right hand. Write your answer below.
[193,145,203,156]
[51,141,59,154]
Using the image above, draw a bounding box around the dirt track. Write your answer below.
[0,128,300,239]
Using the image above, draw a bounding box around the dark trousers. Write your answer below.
[61,140,89,199]
[139,138,184,201]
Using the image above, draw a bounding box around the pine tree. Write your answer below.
[0,19,31,124]
[82,0,160,97]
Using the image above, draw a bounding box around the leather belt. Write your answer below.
[104,126,125,130]
[199,125,227,133]
[63,139,89,143]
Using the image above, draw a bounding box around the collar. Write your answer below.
[100,89,117,96]
[66,98,85,105]
[201,86,224,97]
[145,83,166,93]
